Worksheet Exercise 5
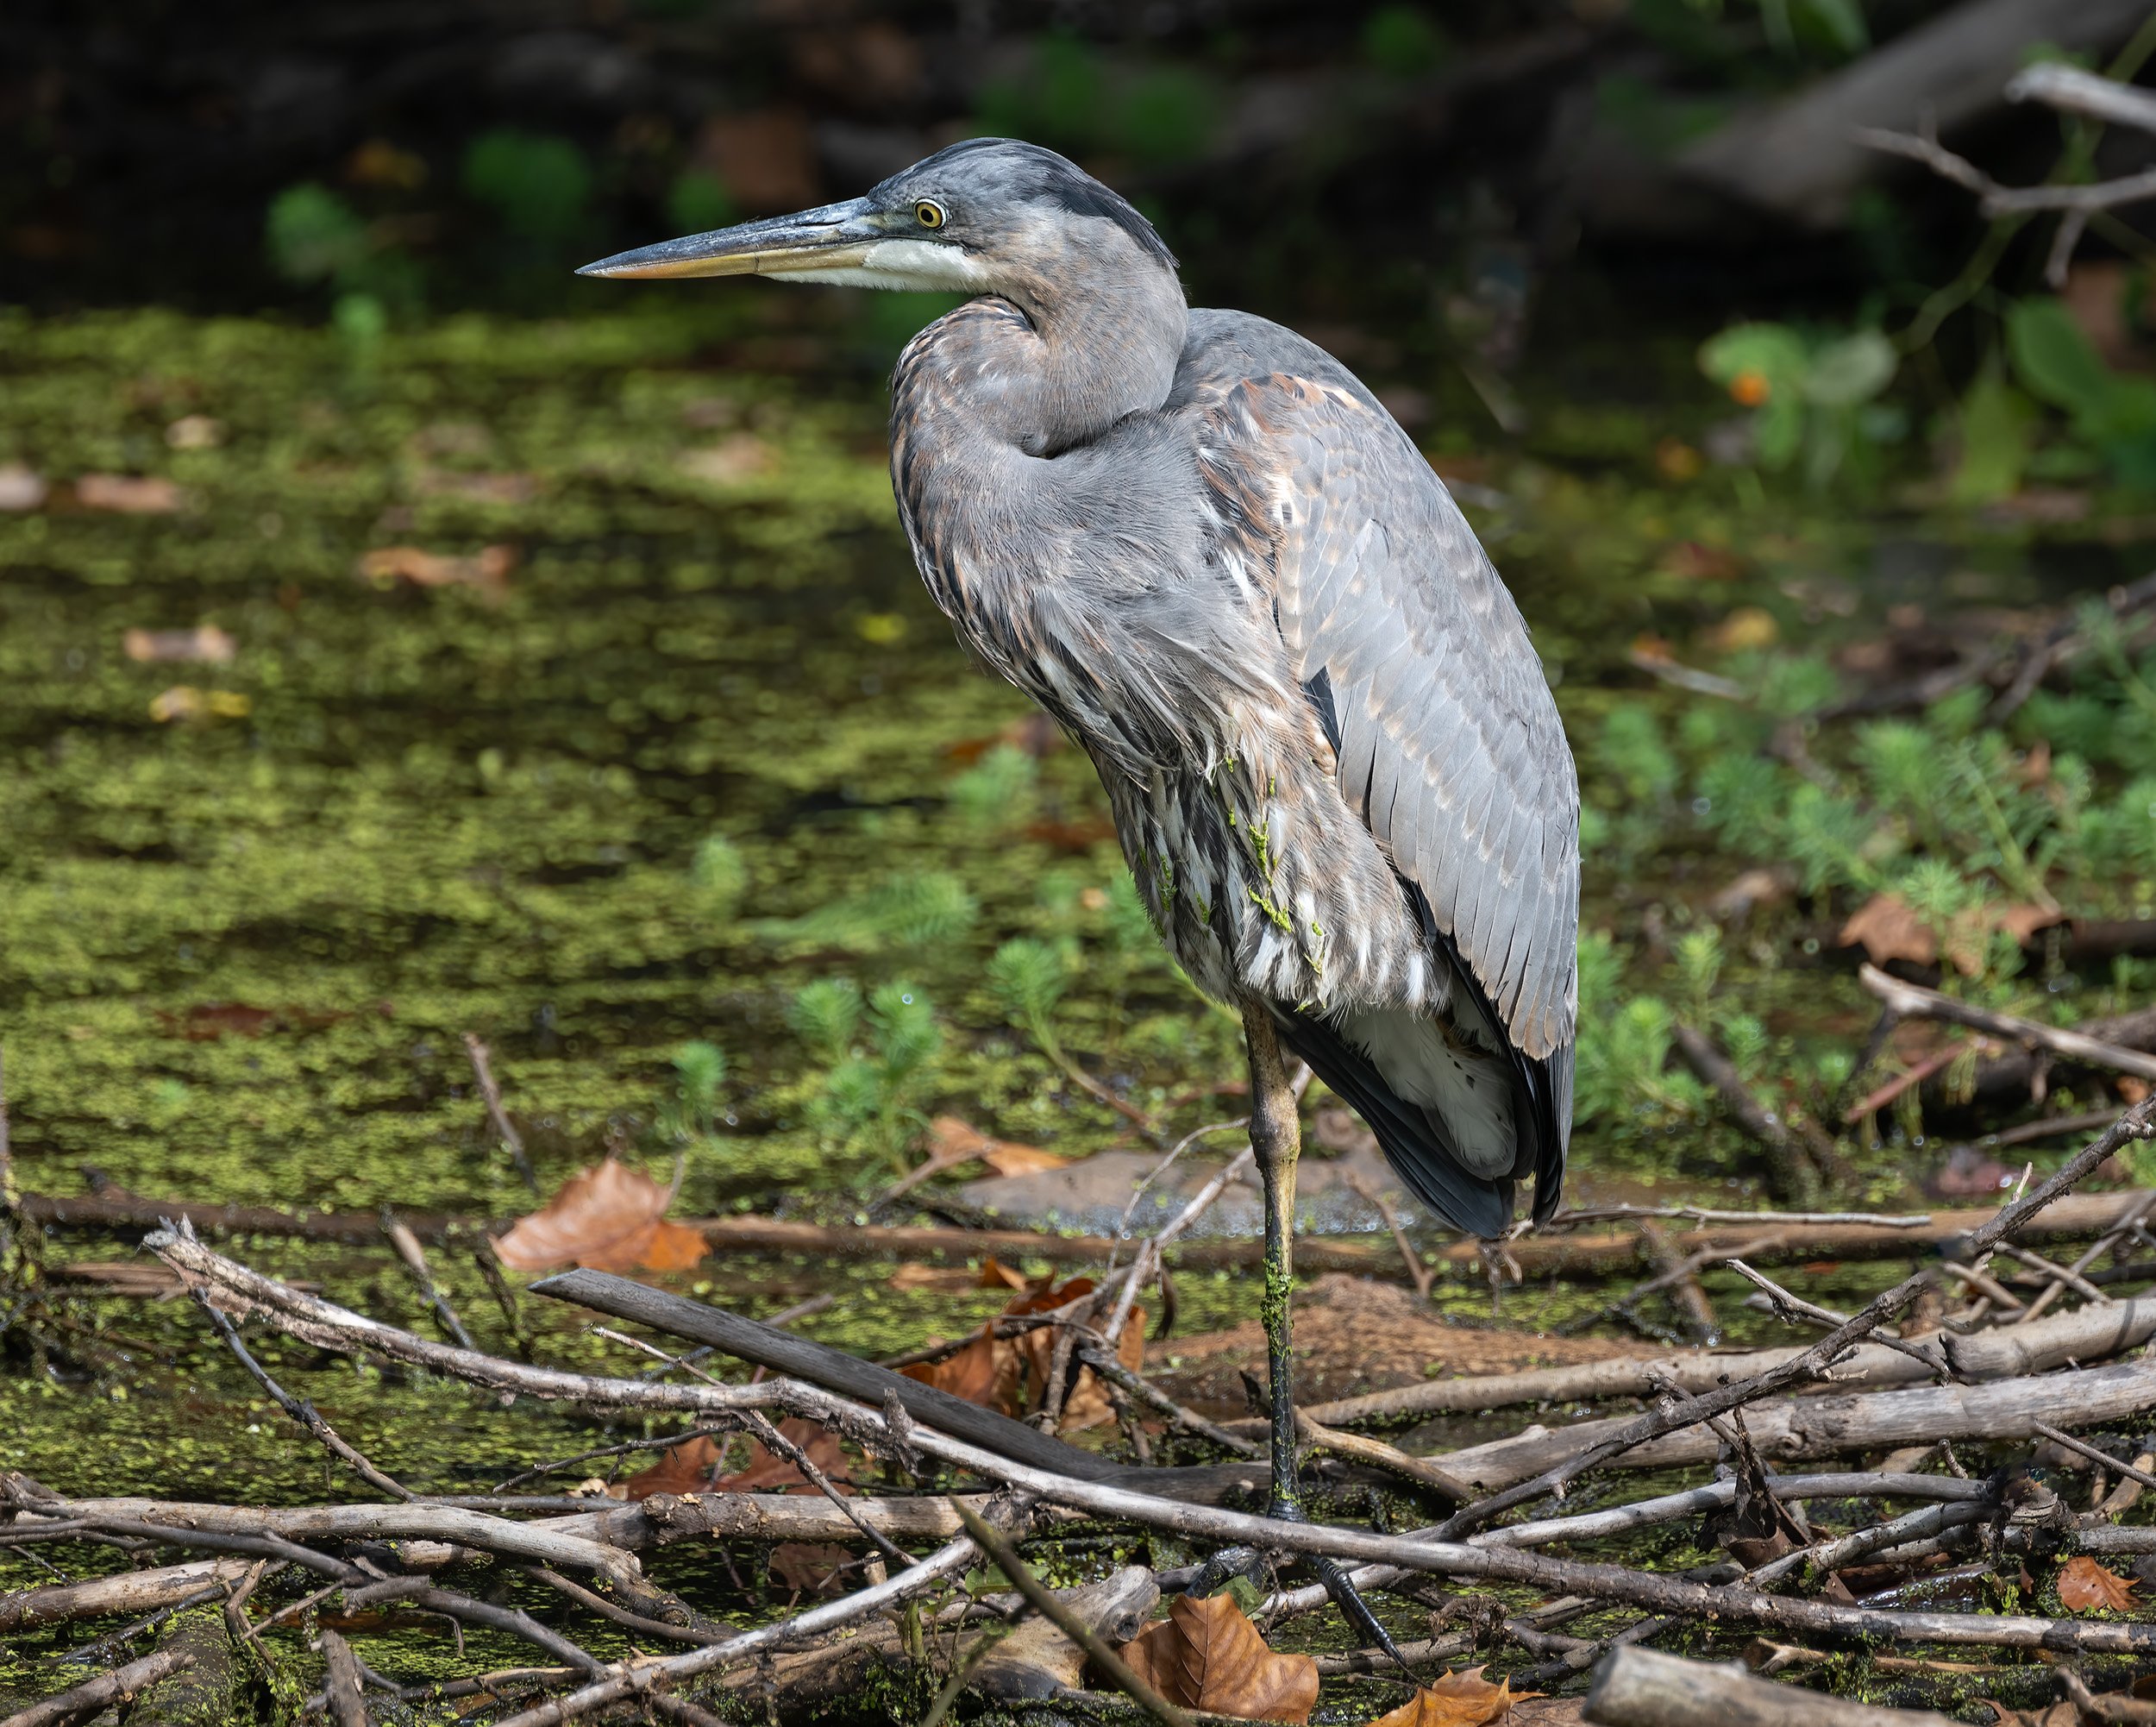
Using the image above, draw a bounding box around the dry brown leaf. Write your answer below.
[887,1264,976,1291]
[768,1541,852,1594]
[2059,1554,2139,1613]
[1369,1667,1539,1727]
[1839,894,1934,967]
[712,1416,852,1495]
[618,1435,720,1500]
[921,1116,1069,1181]
[900,1327,1021,1410]
[899,1271,1142,1429]
[125,625,235,665]
[355,544,515,601]
[1839,893,2063,977]
[1119,1592,1319,1722]
[492,1157,708,1274]
[77,474,184,512]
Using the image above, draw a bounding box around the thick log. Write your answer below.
[1432,1353,2156,1492]
[1586,1646,1960,1727]
[1278,1295,2156,1429]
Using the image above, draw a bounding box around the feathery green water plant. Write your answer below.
[791,978,944,1170]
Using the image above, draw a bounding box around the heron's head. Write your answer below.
[577,137,1177,311]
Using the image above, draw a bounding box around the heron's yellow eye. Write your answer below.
[914,200,947,229]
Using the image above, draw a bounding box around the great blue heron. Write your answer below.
[582,138,1579,1641]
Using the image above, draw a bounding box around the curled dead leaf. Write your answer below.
[924,1116,1070,1180]
[899,1271,1142,1432]
[2059,1554,2139,1613]
[618,1435,719,1501]
[1369,1667,1539,1727]
[492,1157,707,1274]
[1118,1591,1319,1722]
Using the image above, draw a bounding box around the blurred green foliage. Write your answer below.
[461,129,593,242]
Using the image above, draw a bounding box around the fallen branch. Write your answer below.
[1672,1023,1846,1196]
[2,1647,198,1727]
[1859,964,2156,1083]
[1250,1291,2156,1430]
[0,1557,254,1634]
[1584,1644,1960,1727]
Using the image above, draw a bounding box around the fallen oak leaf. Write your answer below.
[1118,1591,1319,1722]
[926,1115,1071,1179]
[1839,892,2064,977]
[617,1435,720,1501]
[492,1156,707,1274]
[713,1416,852,1495]
[1369,1667,1538,1727]
[2059,1554,2139,1613]
[768,1541,853,1595]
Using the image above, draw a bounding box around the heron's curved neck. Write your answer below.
[995,258,1186,454]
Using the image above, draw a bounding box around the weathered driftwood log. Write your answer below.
[1585,1646,1961,1727]
[1431,1353,2156,1492]
[0,1557,253,1633]
[1272,1295,2156,1429]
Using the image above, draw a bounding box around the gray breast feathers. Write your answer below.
[1194,361,1581,1063]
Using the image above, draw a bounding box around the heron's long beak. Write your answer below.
[577,198,885,280]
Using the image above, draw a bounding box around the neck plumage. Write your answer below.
[903,221,1188,459]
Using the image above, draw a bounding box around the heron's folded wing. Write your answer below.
[1213,374,1580,1060]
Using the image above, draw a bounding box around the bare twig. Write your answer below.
[1858,964,2156,1082]
[1345,1170,1433,1297]
[464,1032,536,1193]
[382,1209,477,1351]
[2033,1422,2156,1492]
[1292,1407,1470,1502]
[1724,1259,1947,1377]
[2009,63,2156,135]
[192,1291,415,1502]
[1672,1023,1846,1194]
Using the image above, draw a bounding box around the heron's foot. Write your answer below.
[1188,1498,1407,1670]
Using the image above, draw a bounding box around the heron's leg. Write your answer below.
[1213,1003,1404,1667]
[1243,1002,1303,1519]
